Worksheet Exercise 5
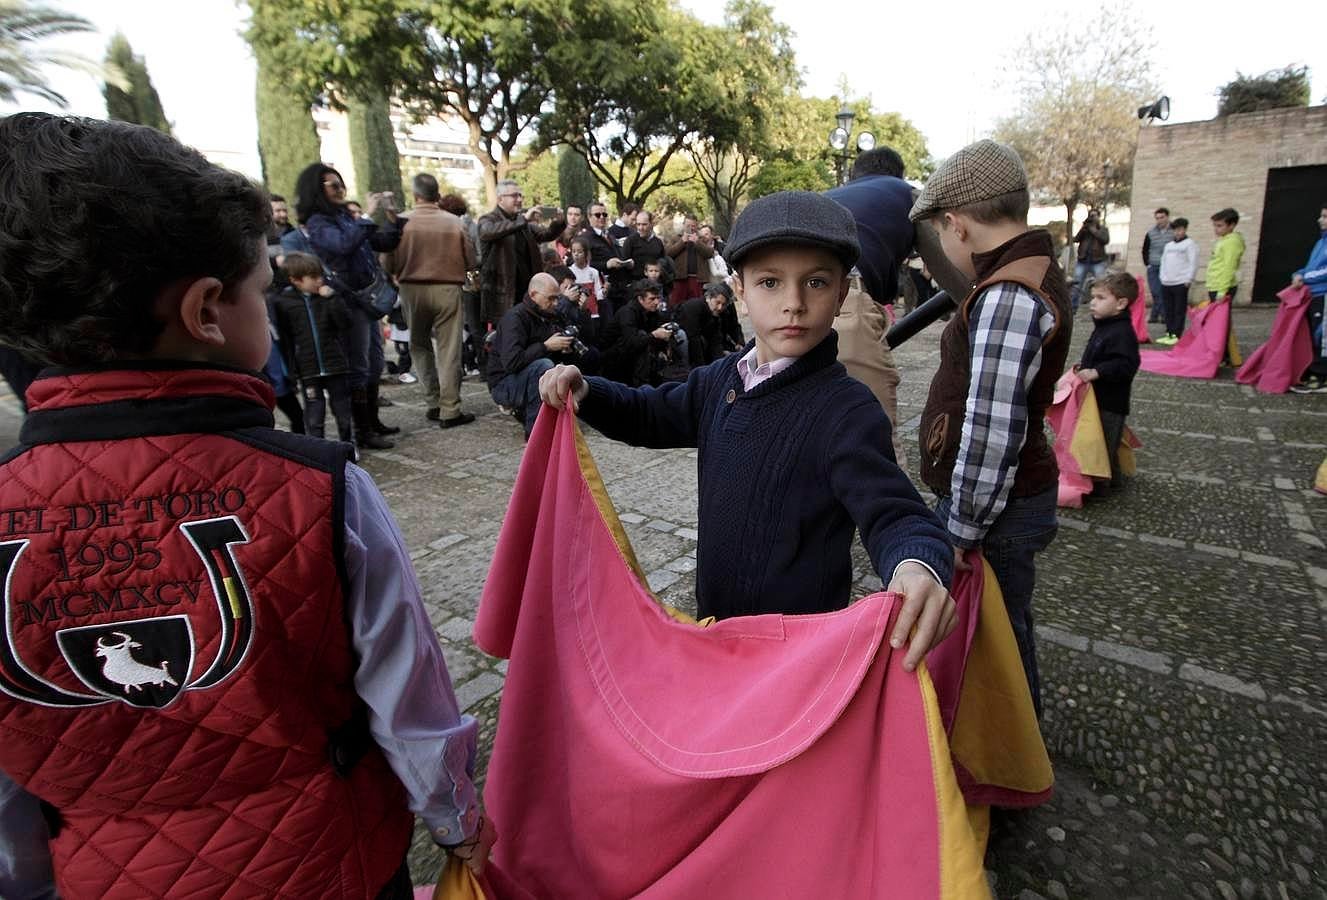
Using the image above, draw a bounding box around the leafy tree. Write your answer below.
[347,87,402,206]
[254,40,321,206]
[557,146,598,209]
[686,0,798,235]
[1217,65,1311,116]
[540,4,746,207]
[746,94,931,200]
[746,155,833,199]
[102,33,171,133]
[647,153,709,220]
[245,0,637,205]
[0,0,101,106]
[993,9,1156,243]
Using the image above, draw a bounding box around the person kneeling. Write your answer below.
[602,279,687,385]
[487,272,581,438]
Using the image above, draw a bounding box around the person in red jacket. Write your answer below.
[0,113,493,900]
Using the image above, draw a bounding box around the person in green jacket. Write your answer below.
[1206,207,1246,366]
[1206,207,1245,302]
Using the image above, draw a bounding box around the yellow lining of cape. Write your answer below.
[948,560,1054,794]
[918,665,992,898]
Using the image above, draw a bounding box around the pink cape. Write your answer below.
[1236,284,1314,393]
[1138,299,1231,379]
[1131,276,1150,343]
[473,406,990,898]
[1043,372,1143,508]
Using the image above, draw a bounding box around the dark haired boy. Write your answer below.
[1158,217,1198,344]
[1206,208,1246,366]
[1077,273,1142,493]
[910,139,1073,716]
[0,114,491,899]
[1206,208,1245,304]
[541,191,955,668]
[273,251,355,442]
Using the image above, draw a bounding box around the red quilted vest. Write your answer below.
[0,365,413,899]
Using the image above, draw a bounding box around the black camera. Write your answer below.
[559,325,589,356]
[661,321,684,344]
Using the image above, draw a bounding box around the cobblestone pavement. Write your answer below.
[2,304,1323,898]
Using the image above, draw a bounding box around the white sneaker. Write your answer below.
[398,372,418,384]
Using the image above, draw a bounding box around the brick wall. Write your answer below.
[1126,105,1327,304]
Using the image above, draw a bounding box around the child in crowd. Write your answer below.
[1206,208,1245,304]
[540,191,955,671]
[567,236,604,316]
[909,139,1072,716]
[1157,217,1198,345]
[1077,273,1142,494]
[273,251,357,442]
[0,114,491,899]
[1206,208,1246,366]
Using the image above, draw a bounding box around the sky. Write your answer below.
[3,0,1322,180]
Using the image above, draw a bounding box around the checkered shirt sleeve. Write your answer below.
[946,282,1054,548]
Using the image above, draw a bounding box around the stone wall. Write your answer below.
[1126,105,1327,304]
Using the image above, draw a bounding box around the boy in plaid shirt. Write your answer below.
[910,140,1073,716]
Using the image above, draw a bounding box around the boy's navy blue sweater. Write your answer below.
[578,332,953,620]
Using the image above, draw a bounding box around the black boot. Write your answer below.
[352,389,394,450]
[366,382,400,435]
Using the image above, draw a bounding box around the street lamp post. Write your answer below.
[827,104,876,186]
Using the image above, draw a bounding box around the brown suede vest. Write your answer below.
[919,230,1071,499]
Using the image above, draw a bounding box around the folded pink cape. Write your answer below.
[1236,284,1314,393]
[1044,372,1139,508]
[1131,276,1150,343]
[1139,299,1231,379]
[474,406,991,898]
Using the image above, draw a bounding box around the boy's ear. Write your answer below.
[172,276,228,349]
[835,273,850,312]
[943,211,970,242]
[730,273,747,314]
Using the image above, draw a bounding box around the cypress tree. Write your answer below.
[102,33,170,133]
[347,88,402,207]
[253,43,321,206]
[557,146,597,210]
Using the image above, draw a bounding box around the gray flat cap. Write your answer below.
[909,139,1028,222]
[726,191,860,270]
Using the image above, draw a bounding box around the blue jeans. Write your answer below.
[1146,264,1165,322]
[937,486,1058,717]
[490,357,554,438]
[1071,260,1106,311]
[344,309,385,391]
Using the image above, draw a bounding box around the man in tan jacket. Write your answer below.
[389,173,478,427]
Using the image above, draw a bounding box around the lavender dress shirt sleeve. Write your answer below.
[343,463,482,845]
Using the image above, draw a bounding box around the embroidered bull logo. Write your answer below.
[94,632,178,694]
[0,516,253,710]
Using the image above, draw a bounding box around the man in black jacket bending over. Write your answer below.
[603,279,674,386]
[487,272,577,438]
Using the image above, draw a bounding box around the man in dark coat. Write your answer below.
[478,179,566,328]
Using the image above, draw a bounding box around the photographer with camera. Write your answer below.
[674,282,731,368]
[551,265,603,374]
[602,278,686,386]
[486,273,579,438]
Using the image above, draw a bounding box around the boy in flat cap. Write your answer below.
[541,191,955,671]
[910,139,1072,716]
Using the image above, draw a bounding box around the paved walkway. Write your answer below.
[2,304,1323,898]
